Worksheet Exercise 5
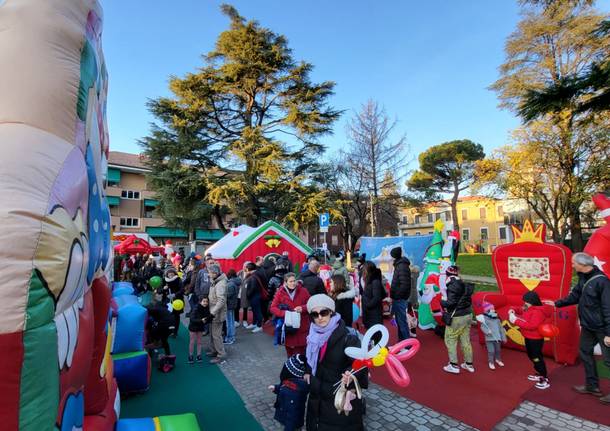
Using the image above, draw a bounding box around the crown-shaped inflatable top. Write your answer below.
[511,220,546,244]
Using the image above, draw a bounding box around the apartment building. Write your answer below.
[106,151,224,245]
[398,201,455,237]
[398,196,530,252]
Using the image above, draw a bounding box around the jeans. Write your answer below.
[261,298,272,323]
[226,309,236,341]
[486,341,502,362]
[524,338,547,378]
[444,314,473,364]
[392,299,410,341]
[250,295,263,327]
[580,327,610,388]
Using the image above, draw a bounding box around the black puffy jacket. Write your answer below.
[362,268,385,329]
[390,257,411,300]
[556,268,610,336]
[306,320,367,431]
[299,270,326,296]
[441,276,473,318]
[226,276,241,311]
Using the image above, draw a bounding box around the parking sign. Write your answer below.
[319,213,329,228]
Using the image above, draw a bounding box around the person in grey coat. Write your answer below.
[476,301,506,370]
[207,264,228,364]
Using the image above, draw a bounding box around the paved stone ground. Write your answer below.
[495,402,610,431]
[218,324,473,430]
[185,312,609,431]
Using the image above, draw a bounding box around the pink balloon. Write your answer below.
[386,355,411,387]
[389,338,420,361]
[382,338,421,387]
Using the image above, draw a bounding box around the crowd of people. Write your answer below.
[119,247,610,430]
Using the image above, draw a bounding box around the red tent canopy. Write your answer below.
[113,235,163,255]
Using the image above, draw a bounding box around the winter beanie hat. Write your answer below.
[482,301,494,313]
[164,268,178,282]
[390,247,402,259]
[446,265,459,276]
[306,294,335,313]
[522,291,542,306]
[283,354,307,379]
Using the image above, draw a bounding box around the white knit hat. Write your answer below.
[306,294,335,312]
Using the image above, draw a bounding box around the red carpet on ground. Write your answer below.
[368,323,560,431]
[522,363,610,426]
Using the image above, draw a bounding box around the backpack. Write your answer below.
[157,354,176,373]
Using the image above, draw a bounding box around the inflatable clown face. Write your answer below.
[0,1,116,429]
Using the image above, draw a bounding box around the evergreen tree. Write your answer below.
[407,140,485,233]
[141,4,340,229]
[519,19,610,120]
[489,0,609,249]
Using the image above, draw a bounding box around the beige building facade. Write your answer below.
[107,151,224,245]
[398,196,531,252]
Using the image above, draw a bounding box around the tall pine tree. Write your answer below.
[141,4,340,229]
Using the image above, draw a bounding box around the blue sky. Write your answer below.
[102,0,609,168]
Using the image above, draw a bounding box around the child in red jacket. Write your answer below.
[509,291,551,389]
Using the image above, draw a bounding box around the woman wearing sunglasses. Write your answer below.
[304,294,367,430]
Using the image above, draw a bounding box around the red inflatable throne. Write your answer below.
[472,221,579,364]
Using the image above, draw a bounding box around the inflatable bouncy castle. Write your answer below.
[111,283,151,395]
[472,221,579,364]
[0,1,118,429]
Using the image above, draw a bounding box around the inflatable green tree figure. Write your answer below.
[417,219,445,329]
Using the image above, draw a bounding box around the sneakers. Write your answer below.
[234,321,240,328]
[489,362,496,370]
[527,374,541,381]
[187,355,194,364]
[461,363,475,373]
[242,321,249,328]
[495,359,505,367]
[252,326,263,333]
[196,355,202,363]
[245,323,256,330]
[209,356,226,365]
[223,338,235,345]
[535,377,550,390]
[573,385,604,397]
[443,363,460,374]
[600,394,610,404]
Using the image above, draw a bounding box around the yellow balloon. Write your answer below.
[372,347,389,367]
[172,299,184,311]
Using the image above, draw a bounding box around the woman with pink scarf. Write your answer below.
[303,294,367,431]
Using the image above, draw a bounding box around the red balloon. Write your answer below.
[352,359,372,370]
[538,323,560,338]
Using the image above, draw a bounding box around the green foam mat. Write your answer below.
[120,325,262,430]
